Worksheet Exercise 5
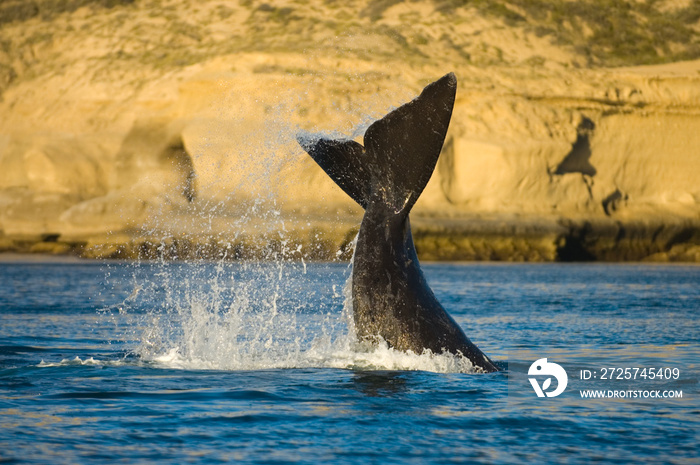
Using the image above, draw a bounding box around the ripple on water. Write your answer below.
[0,262,698,464]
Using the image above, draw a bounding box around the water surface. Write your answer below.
[1,259,698,463]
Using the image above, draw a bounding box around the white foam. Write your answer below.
[141,340,479,373]
[37,356,123,368]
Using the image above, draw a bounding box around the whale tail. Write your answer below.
[297,73,497,372]
[297,73,457,215]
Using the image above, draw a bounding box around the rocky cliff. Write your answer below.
[1,0,699,261]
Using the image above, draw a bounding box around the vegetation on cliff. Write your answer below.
[2,0,700,92]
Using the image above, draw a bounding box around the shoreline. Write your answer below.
[2,217,698,263]
[2,252,699,266]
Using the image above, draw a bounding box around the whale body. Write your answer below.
[297,73,497,372]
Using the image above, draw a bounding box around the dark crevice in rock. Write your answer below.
[667,227,699,249]
[651,225,665,244]
[602,189,627,216]
[41,233,60,243]
[555,221,596,261]
[614,221,626,243]
[554,117,597,177]
[582,174,594,201]
[556,220,700,261]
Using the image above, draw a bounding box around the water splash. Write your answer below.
[98,74,480,374]
[103,256,480,373]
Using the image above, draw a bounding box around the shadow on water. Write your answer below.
[351,370,409,397]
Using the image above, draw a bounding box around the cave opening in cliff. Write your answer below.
[556,222,597,262]
[162,139,197,203]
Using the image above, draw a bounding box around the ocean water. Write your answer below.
[0,257,698,464]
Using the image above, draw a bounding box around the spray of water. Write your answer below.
[107,253,477,373]
[102,63,479,374]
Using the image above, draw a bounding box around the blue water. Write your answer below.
[1,258,698,464]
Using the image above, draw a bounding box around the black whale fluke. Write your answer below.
[297,73,498,372]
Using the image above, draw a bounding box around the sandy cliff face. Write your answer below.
[0,0,699,260]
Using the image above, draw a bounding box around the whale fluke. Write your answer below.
[296,136,370,208]
[297,73,498,372]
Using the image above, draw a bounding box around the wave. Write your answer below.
[37,356,123,368]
